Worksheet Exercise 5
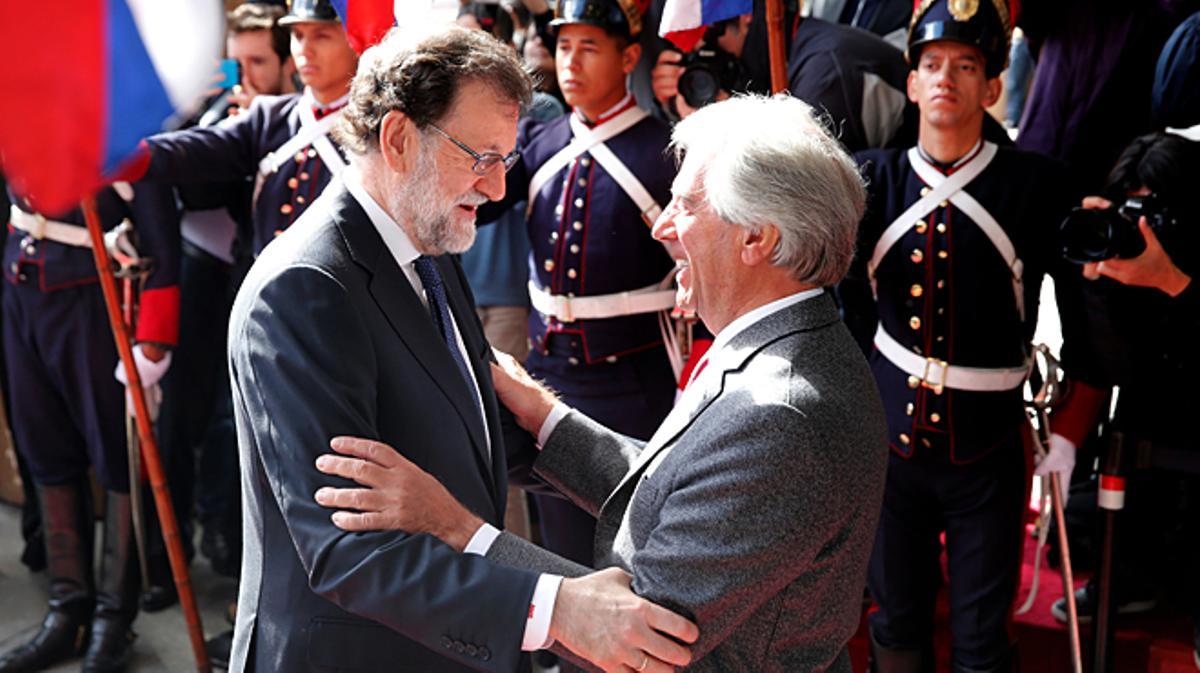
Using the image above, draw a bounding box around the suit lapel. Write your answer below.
[334,188,494,493]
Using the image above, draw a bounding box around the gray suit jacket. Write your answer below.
[491,293,888,672]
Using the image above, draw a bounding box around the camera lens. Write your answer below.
[679,68,721,109]
[1059,208,1120,263]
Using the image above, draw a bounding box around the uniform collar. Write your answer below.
[574,92,635,127]
[915,138,983,175]
[304,88,350,118]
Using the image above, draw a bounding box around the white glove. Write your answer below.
[114,344,172,422]
[1034,432,1076,504]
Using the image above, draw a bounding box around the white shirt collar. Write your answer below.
[341,167,421,270]
[708,288,825,357]
[915,138,983,170]
[575,92,633,125]
[304,87,350,112]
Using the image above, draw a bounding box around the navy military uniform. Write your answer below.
[0,181,181,672]
[129,91,347,257]
[477,0,677,566]
[836,2,1090,671]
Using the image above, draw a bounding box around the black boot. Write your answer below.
[869,630,931,673]
[0,481,94,673]
[82,492,140,673]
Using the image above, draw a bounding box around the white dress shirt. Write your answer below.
[343,168,561,650]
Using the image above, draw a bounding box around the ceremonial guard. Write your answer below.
[125,0,357,257]
[839,2,1094,671]
[478,0,678,567]
[0,182,180,673]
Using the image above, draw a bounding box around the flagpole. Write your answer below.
[765,0,788,93]
[81,197,212,673]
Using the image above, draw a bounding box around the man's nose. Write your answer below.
[477,165,506,202]
[651,208,677,242]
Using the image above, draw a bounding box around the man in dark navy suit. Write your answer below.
[838,1,1098,671]
[477,0,681,572]
[227,25,696,673]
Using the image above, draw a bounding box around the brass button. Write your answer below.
[910,284,923,298]
[937,308,945,315]
[299,171,310,181]
[287,177,299,189]
[307,148,317,158]
[24,244,36,256]
[911,249,924,263]
[555,204,564,215]
[568,356,579,366]
[606,355,618,363]
[920,186,931,196]
[936,335,945,342]
[930,412,942,423]
[295,195,305,204]
[567,269,577,279]
[899,433,911,445]
[937,250,949,259]
[936,222,947,234]
[544,259,555,272]
[921,438,932,448]
[549,231,558,242]
[915,221,928,234]
[574,198,584,208]
[10,262,18,273]
[937,280,946,289]
[580,157,591,167]
[295,152,306,163]
[573,221,583,231]
[569,244,580,254]
[906,402,914,416]
[912,345,922,354]
[939,200,948,208]
[909,316,921,330]
[577,178,587,187]
[280,204,293,214]
[907,375,920,389]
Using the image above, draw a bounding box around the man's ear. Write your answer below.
[906,69,919,104]
[982,76,1002,108]
[741,223,779,266]
[621,42,642,75]
[379,109,416,174]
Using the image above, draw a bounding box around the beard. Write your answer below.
[387,138,482,255]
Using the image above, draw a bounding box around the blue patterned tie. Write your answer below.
[413,256,483,423]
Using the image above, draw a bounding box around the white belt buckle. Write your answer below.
[922,357,948,395]
[556,295,574,323]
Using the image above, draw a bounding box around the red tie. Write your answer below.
[684,355,709,390]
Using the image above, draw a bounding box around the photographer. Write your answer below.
[1052,132,1200,665]
[650,3,913,152]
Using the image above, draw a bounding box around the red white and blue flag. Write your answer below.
[659,0,753,51]
[0,0,222,215]
[329,0,400,54]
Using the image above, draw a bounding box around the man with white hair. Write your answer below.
[313,94,889,672]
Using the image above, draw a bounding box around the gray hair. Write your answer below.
[336,24,533,156]
[670,94,866,286]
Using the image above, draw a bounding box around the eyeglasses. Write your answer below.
[427,123,520,176]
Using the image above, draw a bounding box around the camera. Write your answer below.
[1058,194,1178,263]
[677,46,741,110]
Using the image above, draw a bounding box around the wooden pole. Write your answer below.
[765,0,788,93]
[81,198,211,673]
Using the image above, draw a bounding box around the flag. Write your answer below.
[0,0,222,215]
[330,0,401,54]
[659,0,752,52]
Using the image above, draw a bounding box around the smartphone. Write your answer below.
[217,58,240,89]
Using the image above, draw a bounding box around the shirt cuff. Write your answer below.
[537,402,571,448]
[463,523,501,556]
[521,574,563,651]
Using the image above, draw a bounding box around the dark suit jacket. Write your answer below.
[227,183,540,673]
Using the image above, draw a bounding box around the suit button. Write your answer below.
[479,647,491,661]
[573,220,583,231]
[907,376,920,389]
[905,402,914,416]
[568,356,579,366]
[466,644,478,657]
[567,269,577,279]
[574,198,584,208]
[287,177,299,188]
[606,355,618,363]
[910,284,923,298]
[937,250,949,260]
[899,433,911,445]
[295,195,305,204]
[937,222,947,234]
[930,413,942,423]
[937,280,946,289]
[580,157,591,167]
[24,244,36,256]
[550,231,558,242]
[555,204,564,215]
[577,178,587,187]
[939,200,949,209]
[910,249,923,263]
[299,171,310,180]
[307,148,317,158]
[920,186,931,196]
[544,259,555,272]
[914,221,927,234]
[570,244,580,254]
[909,316,921,330]
[280,204,293,215]
[441,636,453,649]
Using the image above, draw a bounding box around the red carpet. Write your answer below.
[847,524,1196,672]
